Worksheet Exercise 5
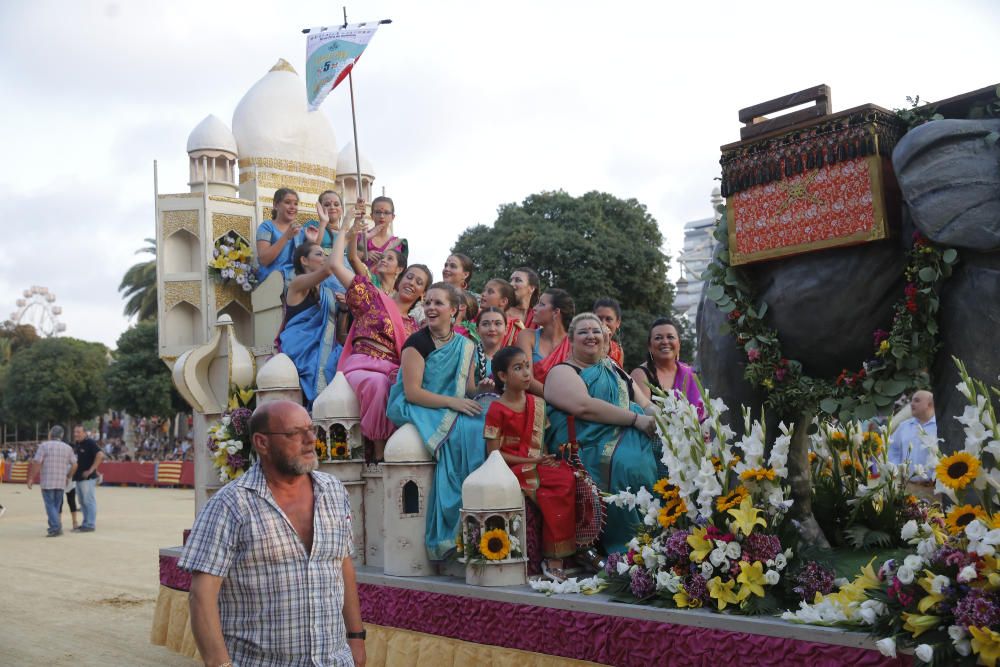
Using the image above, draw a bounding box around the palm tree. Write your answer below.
[119,237,157,321]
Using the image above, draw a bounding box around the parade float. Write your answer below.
[147,39,1000,665]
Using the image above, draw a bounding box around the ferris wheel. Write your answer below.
[11,286,66,337]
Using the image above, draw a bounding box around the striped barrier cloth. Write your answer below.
[156,461,184,485]
[9,461,28,482]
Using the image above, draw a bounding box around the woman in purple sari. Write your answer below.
[630,317,704,420]
[329,208,432,462]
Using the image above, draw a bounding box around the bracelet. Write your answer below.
[630,412,638,426]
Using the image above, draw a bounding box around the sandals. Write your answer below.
[542,560,568,583]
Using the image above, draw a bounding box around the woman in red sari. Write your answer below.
[516,288,575,396]
[330,209,432,462]
[484,346,575,581]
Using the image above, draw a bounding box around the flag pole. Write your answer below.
[343,6,368,265]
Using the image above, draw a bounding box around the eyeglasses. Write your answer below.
[261,427,318,442]
[372,210,394,217]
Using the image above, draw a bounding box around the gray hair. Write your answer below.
[49,425,64,441]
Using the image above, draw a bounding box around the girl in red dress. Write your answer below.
[484,346,576,581]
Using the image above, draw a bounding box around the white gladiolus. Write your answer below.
[529,575,604,596]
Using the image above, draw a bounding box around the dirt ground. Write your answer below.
[0,483,198,666]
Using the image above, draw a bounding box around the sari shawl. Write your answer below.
[277,276,344,404]
[501,318,525,347]
[544,358,658,555]
[532,332,571,384]
[485,396,575,558]
[385,334,488,560]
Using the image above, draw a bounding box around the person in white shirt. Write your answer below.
[888,390,937,498]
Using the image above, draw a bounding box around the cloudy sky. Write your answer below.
[1,0,998,348]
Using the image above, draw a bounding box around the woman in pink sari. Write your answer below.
[330,207,432,462]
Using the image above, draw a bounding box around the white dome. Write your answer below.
[336,142,375,178]
[384,424,432,463]
[187,114,237,155]
[256,353,299,391]
[461,450,522,510]
[312,372,360,420]
[232,59,337,167]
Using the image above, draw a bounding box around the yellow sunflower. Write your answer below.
[480,528,511,560]
[945,504,989,536]
[652,478,674,499]
[658,498,687,528]
[992,514,1000,530]
[840,456,865,475]
[314,439,327,459]
[740,467,776,482]
[808,451,818,465]
[333,443,348,459]
[716,486,749,512]
[862,431,884,455]
[936,452,981,490]
[711,456,723,472]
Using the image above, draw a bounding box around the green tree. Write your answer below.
[105,320,186,418]
[119,237,157,321]
[452,190,678,365]
[3,337,109,425]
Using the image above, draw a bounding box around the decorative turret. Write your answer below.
[255,353,301,405]
[335,142,376,206]
[382,424,434,576]
[460,450,527,587]
[187,115,238,196]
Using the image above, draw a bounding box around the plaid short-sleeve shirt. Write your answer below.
[179,464,355,667]
[33,440,77,489]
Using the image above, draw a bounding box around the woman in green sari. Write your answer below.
[544,313,659,556]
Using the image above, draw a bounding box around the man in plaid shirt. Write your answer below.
[27,425,78,537]
[180,400,366,667]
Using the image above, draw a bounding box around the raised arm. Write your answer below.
[345,218,370,278]
[329,212,362,289]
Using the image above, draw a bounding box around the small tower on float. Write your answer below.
[382,424,434,576]
[460,450,527,587]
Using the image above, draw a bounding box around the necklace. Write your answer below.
[431,329,454,344]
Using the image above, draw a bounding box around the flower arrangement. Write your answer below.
[207,386,256,483]
[462,515,522,564]
[787,358,1000,666]
[209,231,257,291]
[598,386,800,614]
[315,424,352,461]
[809,419,928,549]
[702,201,957,422]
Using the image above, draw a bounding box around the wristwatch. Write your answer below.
[346,629,367,640]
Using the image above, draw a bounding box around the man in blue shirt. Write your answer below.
[888,390,937,497]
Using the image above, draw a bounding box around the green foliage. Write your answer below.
[105,320,186,418]
[119,237,157,321]
[451,190,678,366]
[3,337,109,424]
[892,95,944,131]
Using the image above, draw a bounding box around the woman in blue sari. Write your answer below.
[544,313,660,556]
[386,282,491,561]
[278,240,346,405]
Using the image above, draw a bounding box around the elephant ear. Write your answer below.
[892,118,1000,250]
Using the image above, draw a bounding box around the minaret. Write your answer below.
[187,115,239,196]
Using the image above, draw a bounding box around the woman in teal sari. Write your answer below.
[544,313,660,556]
[386,282,490,561]
[278,241,346,405]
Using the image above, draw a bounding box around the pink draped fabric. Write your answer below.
[340,354,401,440]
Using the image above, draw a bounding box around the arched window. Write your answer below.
[402,480,420,514]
